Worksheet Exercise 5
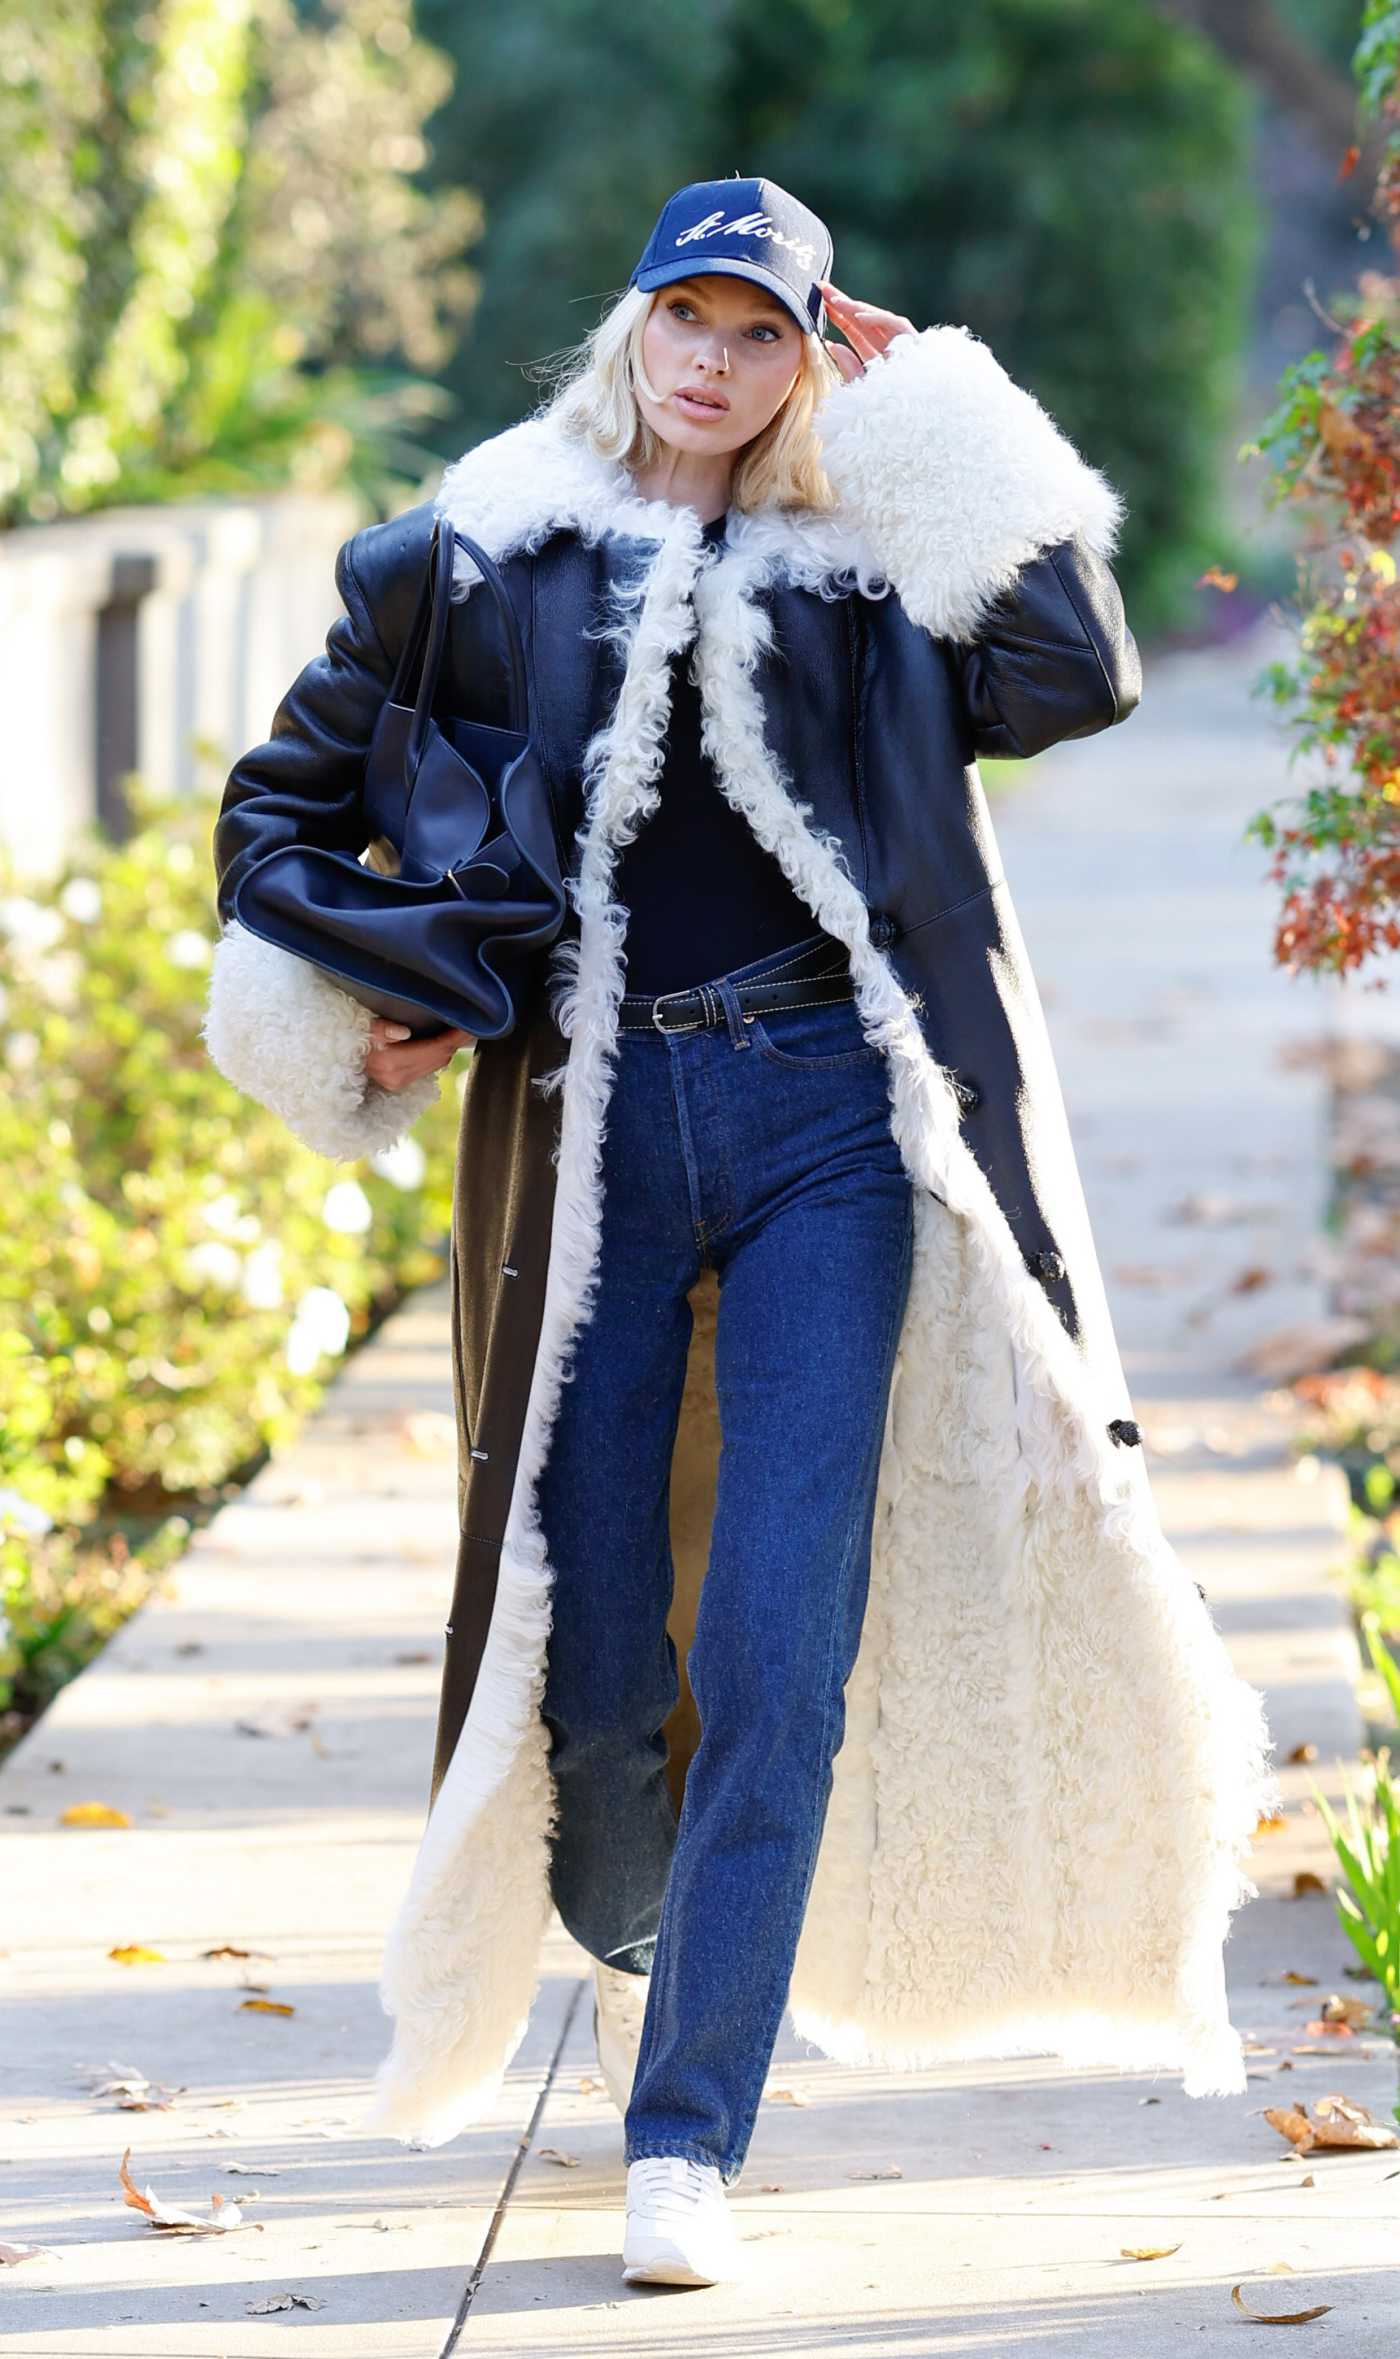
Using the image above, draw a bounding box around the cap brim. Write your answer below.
[632,256,824,337]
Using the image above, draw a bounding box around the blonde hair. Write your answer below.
[530,281,845,516]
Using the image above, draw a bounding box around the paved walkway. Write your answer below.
[4,617,1399,2354]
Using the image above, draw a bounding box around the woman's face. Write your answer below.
[637,273,804,455]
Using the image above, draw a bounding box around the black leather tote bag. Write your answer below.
[231,515,568,1040]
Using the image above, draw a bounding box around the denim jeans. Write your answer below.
[536,929,915,2184]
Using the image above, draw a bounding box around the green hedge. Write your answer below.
[0,783,463,1741]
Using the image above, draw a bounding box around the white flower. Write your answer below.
[370,1135,427,1190]
[285,1286,351,1372]
[0,1485,54,1537]
[0,897,64,953]
[322,1179,373,1235]
[58,876,102,925]
[33,948,83,1008]
[7,1031,40,1071]
[201,1192,241,1238]
[185,1240,242,1291]
[166,843,196,873]
[241,1241,285,1311]
[200,1191,262,1247]
[168,929,211,970]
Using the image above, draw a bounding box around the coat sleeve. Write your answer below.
[813,322,1142,754]
[952,533,1143,760]
[201,528,447,1164]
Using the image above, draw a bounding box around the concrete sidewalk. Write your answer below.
[4,616,1399,2354]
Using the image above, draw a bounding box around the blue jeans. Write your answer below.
[536,929,915,2184]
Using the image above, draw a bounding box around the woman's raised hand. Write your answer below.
[817,279,917,382]
[363,1016,473,1093]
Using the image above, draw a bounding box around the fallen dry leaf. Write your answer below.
[237,1998,294,2017]
[1230,1264,1275,1294]
[765,2086,809,2106]
[536,2147,578,2168]
[118,2147,246,2233]
[1236,1314,1371,1384]
[86,2068,178,2111]
[1318,1993,1372,2030]
[0,2241,54,2266]
[201,1944,257,1960]
[400,1409,457,1457]
[1279,1972,1319,1987]
[847,2164,902,2180]
[575,2075,604,2095]
[1121,2243,1183,2261]
[1231,2283,1332,2325]
[1301,2019,1356,2039]
[1286,1743,1319,1765]
[247,2292,325,2314]
[1291,1872,1327,1898]
[1263,2095,1399,2155]
[108,1944,166,1967]
[60,1801,131,1829]
[227,2162,281,2176]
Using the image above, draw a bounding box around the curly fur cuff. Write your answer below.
[814,323,1128,645]
[201,920,443,1163]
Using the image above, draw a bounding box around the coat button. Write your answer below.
[1030,1246,1064,1284]
[868,911,896,947]
[1107,1417,1142,1447]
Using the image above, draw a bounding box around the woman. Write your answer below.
[205,176,1274,2292]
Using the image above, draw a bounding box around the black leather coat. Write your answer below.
[215,497,1140,1346]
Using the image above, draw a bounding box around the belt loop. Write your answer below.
[712,972,751,1050]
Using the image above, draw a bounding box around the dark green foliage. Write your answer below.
[416,0,1261,631]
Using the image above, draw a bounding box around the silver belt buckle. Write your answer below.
[651,983,706,1033]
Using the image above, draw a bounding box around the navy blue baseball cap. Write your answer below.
[627,176,833,339]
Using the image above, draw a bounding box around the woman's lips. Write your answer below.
[673,390,729,419]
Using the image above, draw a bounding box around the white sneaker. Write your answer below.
[622,2154,742,2287]
[593,1960,651,2116]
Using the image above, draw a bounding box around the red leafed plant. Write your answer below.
[1244,1,1400,984]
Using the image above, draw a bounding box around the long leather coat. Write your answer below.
[205,324,1274,2151]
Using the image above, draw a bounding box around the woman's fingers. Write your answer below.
[825,340,866,383]
[817,279,917,363]
[363,1021,473,1092]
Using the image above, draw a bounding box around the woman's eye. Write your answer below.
[667,300,780,343]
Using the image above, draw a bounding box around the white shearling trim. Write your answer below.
[814,324,1129,643]
[363,506,711,2145]
[201,919,443,1163]
[432,408,892,603]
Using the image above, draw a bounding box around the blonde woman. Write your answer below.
[206,176,1272,2294]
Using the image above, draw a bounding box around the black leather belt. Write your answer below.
[618,948,856,1033]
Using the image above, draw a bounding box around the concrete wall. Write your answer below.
[0,491,364,880]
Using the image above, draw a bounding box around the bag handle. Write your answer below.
[390,515,531,789]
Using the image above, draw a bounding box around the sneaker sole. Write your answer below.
[622,2254,728,2288]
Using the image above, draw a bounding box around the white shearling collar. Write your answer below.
[431,404,892,604]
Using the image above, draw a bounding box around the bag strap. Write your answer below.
[399,515,530,788]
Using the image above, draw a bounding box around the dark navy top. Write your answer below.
[615,510,844,996]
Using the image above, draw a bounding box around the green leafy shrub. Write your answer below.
[0,780,462,1741]
[1313,1612,1400,2118]
[0,0,481,526]
[1242,0,1400,982]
